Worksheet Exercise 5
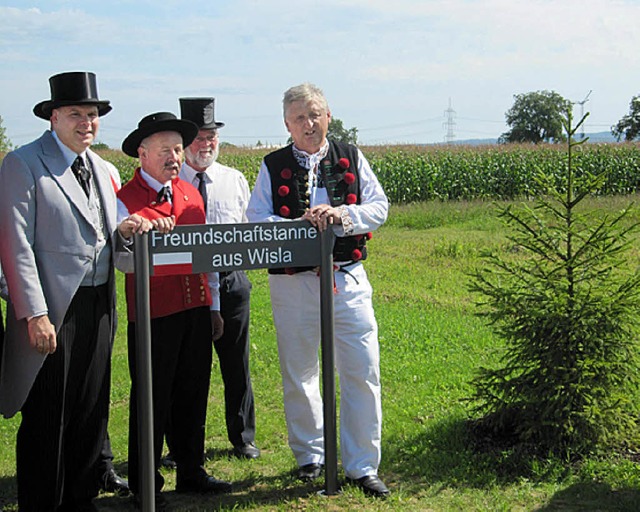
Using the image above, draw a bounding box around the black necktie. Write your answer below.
[72,156,91,197]
[156,186,172,204]
[196,173,208,213]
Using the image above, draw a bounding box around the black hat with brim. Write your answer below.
[122,112,199,158]
[33,71,112,120]
[179,97,225,130]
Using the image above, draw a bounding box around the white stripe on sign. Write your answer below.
[152,252,193,266]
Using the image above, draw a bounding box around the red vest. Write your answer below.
[118,168,212,321]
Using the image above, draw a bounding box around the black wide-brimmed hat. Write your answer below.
[33,71,112,120]
[179,97,225,130]
[122,112,199,157]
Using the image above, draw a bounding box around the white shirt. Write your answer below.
[180,160,250,225]
[180,160,250,299]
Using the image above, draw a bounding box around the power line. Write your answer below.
[443,98,456,144]
[575,90,592,140]
[457,116,504,124]
[357,116,442,132]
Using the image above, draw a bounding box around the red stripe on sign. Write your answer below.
[153,263,194,276]
[152,252,193,275]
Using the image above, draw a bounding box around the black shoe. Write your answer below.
[176,473,233,494]
[100,468,130,495]
[348,475,390,498]
[132,492,167,511]
[160,452,176,469]
[233,442,261,459]
[296,463,323,482]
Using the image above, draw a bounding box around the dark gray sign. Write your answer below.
[147,220,321,275]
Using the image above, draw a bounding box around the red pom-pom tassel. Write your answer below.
[343,172,356,184]
[338,158,350,169]
[346,193,357,205]
[278,185,290,197]
[281,168,292,180]
[279,205,290,217]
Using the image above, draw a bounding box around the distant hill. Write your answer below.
[450,131,618,146]
[450,138,498,146]
[581,131,618,143]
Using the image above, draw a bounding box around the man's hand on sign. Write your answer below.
[303,204,341,232]
[118,213,154,238]
[152,215,176,234]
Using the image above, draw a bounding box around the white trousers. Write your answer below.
[269,263,382,479]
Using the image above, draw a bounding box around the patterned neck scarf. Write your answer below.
[292,140,329,171]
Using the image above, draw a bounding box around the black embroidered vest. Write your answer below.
[264,140,371,273]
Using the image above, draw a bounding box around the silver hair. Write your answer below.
[282,83,329,119]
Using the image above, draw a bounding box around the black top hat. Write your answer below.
[121,112,199,158]
[179,97,225,130]
[33,71,112,120]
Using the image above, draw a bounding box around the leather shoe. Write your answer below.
[100,468,130,495]
[160,452,176,469]
[233,442,261,459]
[348,475,390,498]
[296,463,323,482]
[176,473,233,494]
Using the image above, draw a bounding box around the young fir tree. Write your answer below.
[469,111,640,457]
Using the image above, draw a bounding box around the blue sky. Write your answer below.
[2,0,640,149]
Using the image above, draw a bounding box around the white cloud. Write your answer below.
[0,6,114,45]
[2,1,640,147]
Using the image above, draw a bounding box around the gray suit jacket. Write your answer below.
[0,130,119,417]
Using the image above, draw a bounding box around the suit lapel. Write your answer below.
[38,133,95,225]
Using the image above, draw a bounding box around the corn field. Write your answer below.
[4,142,640,204]
[364,143,640,203]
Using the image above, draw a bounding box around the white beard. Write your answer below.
[186,145,219,169]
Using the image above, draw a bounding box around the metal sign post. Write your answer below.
[133,233,156,512]
[132,220,339,506]
[319,228,338,495]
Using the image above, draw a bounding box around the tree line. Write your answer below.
[500,90,640,143]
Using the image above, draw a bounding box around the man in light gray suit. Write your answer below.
[0,71,150,512]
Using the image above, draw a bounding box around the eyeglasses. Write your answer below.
[194,132,218,144]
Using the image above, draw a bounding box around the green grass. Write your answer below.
[3,197,640,510]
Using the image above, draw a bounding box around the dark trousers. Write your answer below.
[17,285,112,512]
[166,271,255,451]
[127,306,213,494]
[215,271,255,446]
[95,433,116,481]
